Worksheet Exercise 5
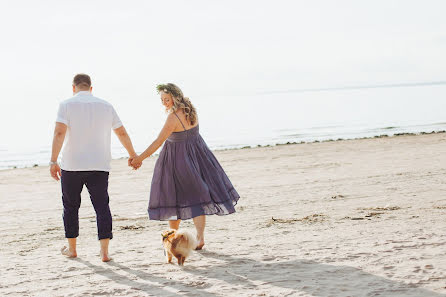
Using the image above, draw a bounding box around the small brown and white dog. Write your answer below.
[161,229,197,266]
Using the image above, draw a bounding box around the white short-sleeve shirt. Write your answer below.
[56,91,123,172]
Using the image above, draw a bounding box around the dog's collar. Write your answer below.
[162,230,175,240]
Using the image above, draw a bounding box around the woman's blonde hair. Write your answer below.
[156,83,197,125]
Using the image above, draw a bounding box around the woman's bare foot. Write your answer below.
[61,246,77,258]
[100,250,112,262]
[192,215,205,250]
[195,238,205,250]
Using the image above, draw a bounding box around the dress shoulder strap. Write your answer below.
[173,112,187,131]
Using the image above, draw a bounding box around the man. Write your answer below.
[50,73,137,262]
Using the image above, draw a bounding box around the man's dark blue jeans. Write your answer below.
[61,170,113,240]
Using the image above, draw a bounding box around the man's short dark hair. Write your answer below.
[73,74,91,88]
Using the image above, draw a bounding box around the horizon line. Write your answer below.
[257,81,446,95]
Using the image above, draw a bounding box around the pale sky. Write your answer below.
[0,0,445,149]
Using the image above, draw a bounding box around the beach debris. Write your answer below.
[365,212,384,218]
[331,194,345,199]
[345,206,401,221]
[434,205,446,209]
[270,217,300,224]
[277,141,298,146]
[359,206,401,211]
[119,225,144,230]
[185,280,208,288]
[44,227,62,232]
[269,214,327,225]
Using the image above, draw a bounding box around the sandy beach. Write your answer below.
[1,133,446,296]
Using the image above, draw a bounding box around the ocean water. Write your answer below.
[1,85,445,170]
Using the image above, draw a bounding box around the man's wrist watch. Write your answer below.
[49,161,58,166]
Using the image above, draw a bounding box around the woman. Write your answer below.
[130,83,239,249]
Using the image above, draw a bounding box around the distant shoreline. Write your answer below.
[225,129,446,150]
[3,129,445,171]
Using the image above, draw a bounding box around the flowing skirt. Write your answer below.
[148,134,240,221]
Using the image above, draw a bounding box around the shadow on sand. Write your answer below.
[75,258,217,297]
[184,250,444,297]
[76,251,444,296]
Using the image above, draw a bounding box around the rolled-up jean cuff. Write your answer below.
[65,233,79,238]
[98,232,113,240]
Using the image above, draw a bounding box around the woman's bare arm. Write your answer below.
[133,113,178,164]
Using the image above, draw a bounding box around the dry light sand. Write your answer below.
[1,133,446,296]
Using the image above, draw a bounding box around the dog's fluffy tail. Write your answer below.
[172,230,197,250]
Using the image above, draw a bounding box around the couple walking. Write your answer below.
[50,74,240,261]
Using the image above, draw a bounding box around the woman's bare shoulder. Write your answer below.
[165,112,179,125]
[172,110,199,129]
[167,112,177,119]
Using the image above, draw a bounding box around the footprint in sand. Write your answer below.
[261,256,276,261]
[383,266,395,270]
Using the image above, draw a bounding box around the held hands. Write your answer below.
[128,155,143,170]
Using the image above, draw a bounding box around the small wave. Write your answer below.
[278,133,304,138]
[275,125,344,133]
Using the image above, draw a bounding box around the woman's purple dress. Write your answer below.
[148,116,240,221]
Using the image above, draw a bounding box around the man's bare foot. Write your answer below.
[61,246,77,258]
[100,250,112,262]
[195,238,205,250]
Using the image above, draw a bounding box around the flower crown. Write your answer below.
[156,84,170,94]
[156,83,183,99]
